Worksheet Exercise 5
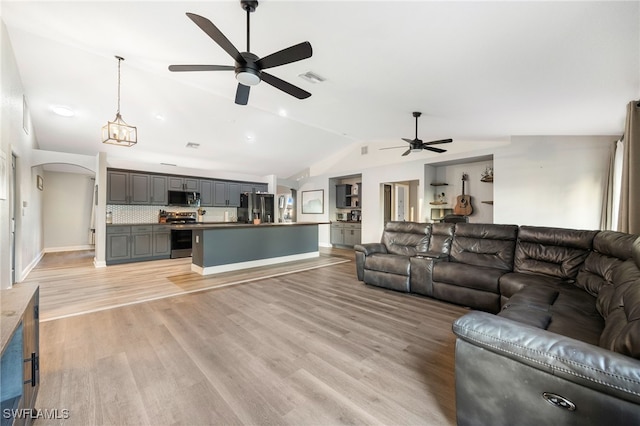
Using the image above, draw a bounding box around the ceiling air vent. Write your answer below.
[361,146,368,155]
[185,142,200,149]
[298,71,326,84]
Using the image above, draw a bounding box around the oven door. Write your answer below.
[170,229,193,258]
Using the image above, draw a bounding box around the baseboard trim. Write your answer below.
[20,250,44,282]
[192,251,320,275]
[44,245,94,253]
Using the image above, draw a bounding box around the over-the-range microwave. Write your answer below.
[168,190,201,207]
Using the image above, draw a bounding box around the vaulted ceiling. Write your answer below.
[2,1,638,178]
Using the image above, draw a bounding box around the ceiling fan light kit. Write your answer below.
[102,56,137,147]
[169,0,313,106]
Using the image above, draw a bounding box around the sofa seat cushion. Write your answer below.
[434,262,507,293]
[499,284,603,345]
[364,253,411,276]
[499,272,567,301]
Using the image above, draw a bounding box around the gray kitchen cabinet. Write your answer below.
[107,171,164,205]
[240,183,268,193]
[199,179,214,207]
[106,226,131,263]
[130,225,153,259]
[168,176,199,192]
[129,173,151,205]
[107,170,129,204]
[336,184,353,209]
[150,175,168,205]
[330,222,361,247]
[106,225,170,264]
[152,225,171,257]
[213,181,241,207]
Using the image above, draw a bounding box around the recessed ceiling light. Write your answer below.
[246,134,255,143]
[278,109,287,117]
[155,114,165,121]
[51,105,75,117]
[298,71,326,84]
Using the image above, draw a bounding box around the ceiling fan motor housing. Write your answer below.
[235,52,261,86]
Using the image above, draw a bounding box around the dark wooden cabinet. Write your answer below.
[240,183,268,193]
[336,184,352,208]
[130,226,154,259]
[152,226,171,257]
[129,173,151,205]
[199,179,214,207]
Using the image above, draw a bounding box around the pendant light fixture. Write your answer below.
[102,56,137,147]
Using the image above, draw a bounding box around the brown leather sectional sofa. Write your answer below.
[354,221,640,425]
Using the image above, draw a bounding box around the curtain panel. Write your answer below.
[618,100,640,234]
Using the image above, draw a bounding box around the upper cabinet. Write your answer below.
[336,183,361,209]
[213,181,241,207]
[107,171,167,205]
[168,176,199,192]
[107,169,269,207]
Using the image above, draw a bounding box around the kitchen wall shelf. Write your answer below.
[481,201,494,205]
[430,182,448,186]
[481,176,494,183]
[429,201,448,205]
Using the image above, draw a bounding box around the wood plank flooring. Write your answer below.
[26,249,350,322]
[27,249,470,425]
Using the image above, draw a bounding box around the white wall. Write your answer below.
[494,136,614,228]
[43,171,94,251]
[1,19,44,288]
[304,135,615,245]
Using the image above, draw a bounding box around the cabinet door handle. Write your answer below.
[23,352,38,387]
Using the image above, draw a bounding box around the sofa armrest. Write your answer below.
[354,243,388,256]
[452,311,640,405]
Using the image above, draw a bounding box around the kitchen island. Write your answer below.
[174,222,327,275]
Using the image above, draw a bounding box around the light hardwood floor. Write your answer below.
[28,249,469,425]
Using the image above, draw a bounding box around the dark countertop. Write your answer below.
[107,222,329,228]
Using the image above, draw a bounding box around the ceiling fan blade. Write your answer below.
[401,149,412,157]
[186,13,244,64]
[256,42,313,70]
[235,83,250,105]
[424,146,447,153]
[401,138,415,144]
[261,72,311,99]
[379,146,406,150]
[168,65,235,72]
[424,138,453,146]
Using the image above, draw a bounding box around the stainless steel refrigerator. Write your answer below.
[238,192,275,223]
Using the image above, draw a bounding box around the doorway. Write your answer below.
[382,180,420,223]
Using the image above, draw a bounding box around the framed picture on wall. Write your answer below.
[301,189,324,214]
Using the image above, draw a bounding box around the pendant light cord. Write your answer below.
[115,56,124,116]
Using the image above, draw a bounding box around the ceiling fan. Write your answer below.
[168,0,312,106]
[381,112,453,156]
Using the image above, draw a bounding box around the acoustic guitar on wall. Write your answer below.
[454,173,473,216]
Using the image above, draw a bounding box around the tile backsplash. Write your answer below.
[106,205,238,224]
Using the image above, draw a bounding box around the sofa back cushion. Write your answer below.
[428,223,455,256]
[381,221,431,256]
[597,240,640,359]
[576,231,639,297]
[514,226,597,280]
[449,223,519,271]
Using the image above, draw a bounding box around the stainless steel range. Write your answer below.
[166,212,196,258]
